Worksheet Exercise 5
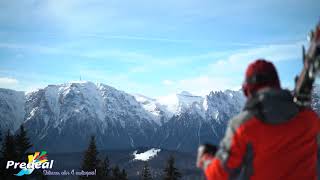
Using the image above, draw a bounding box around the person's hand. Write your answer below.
[196,144,217,170]
[197,152,215,170]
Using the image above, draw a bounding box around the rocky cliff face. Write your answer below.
[21,82,158,152]
[0,81,253,152]
[0,88,25,133]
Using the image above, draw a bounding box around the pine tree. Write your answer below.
[1,130,16,161]
[0,129,3,179]
[111,165,121,180]
[120,169,128,180]
[110,165,128,180]
[141,162,152,180]
[0,129,2,157]
[80,136,100,180]
[163,156,181,180]
[32,169,48,180]
[0,130,19,180]
[98,156,111,180]
[15,125,32,161]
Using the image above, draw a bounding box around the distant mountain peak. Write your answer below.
[0,81,249,152]
[134,93,157,102]
[178,91,193,96]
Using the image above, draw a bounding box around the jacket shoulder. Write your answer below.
[229,110,255,130]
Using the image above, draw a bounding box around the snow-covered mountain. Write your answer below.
[22,81,158,152]
[0,81,246,152]
[157,91,205,116]
[153,90,245,151]
[134,91,207,125]
[133,94,171,125]
[0,88,25,132]
[2,81,320,153]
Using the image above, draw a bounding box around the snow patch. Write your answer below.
[157,91,204,115]
[133,148,161,161]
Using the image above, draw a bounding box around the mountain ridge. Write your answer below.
[0,81,245,152]
[4,81,316,153]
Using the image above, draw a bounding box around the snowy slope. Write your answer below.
[133,94,171,125]
[205,90,245,123]
[154,89,245,151]
[0,82,247,152]
[157,91,204,115]
[133,148,161,161]
[10,81,320,153]
[0,88,25,132]
[0,83,247,152]
[22,81,159,152]
[135,91,206,123]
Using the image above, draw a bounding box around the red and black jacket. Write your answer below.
[205,88,319,180]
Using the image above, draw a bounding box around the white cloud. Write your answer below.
[209,42,303,76]
[161,41,302,96]
[79,40,301,98]
[162,80,174,86]
[130,66,150,73]
[82,34,191,43]
[82,49,153,61]
[0,37,303,98]
[0,42,61,54]
[0,77,19,88]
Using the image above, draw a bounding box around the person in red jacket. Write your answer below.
[197,59,319,180]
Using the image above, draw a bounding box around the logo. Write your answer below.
[6,151,54,176]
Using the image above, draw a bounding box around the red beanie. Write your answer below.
[243,59,281,97]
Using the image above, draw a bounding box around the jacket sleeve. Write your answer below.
[205,112,251,180]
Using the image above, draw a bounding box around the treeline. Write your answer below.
[0,126,46,180]
[79,136,127,180]
[81,136,182,180]
[0,127,182,180]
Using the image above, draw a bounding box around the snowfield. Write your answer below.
[133,148,161,161]
[0,81,247,152]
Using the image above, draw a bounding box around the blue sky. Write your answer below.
[0,0,319,97]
